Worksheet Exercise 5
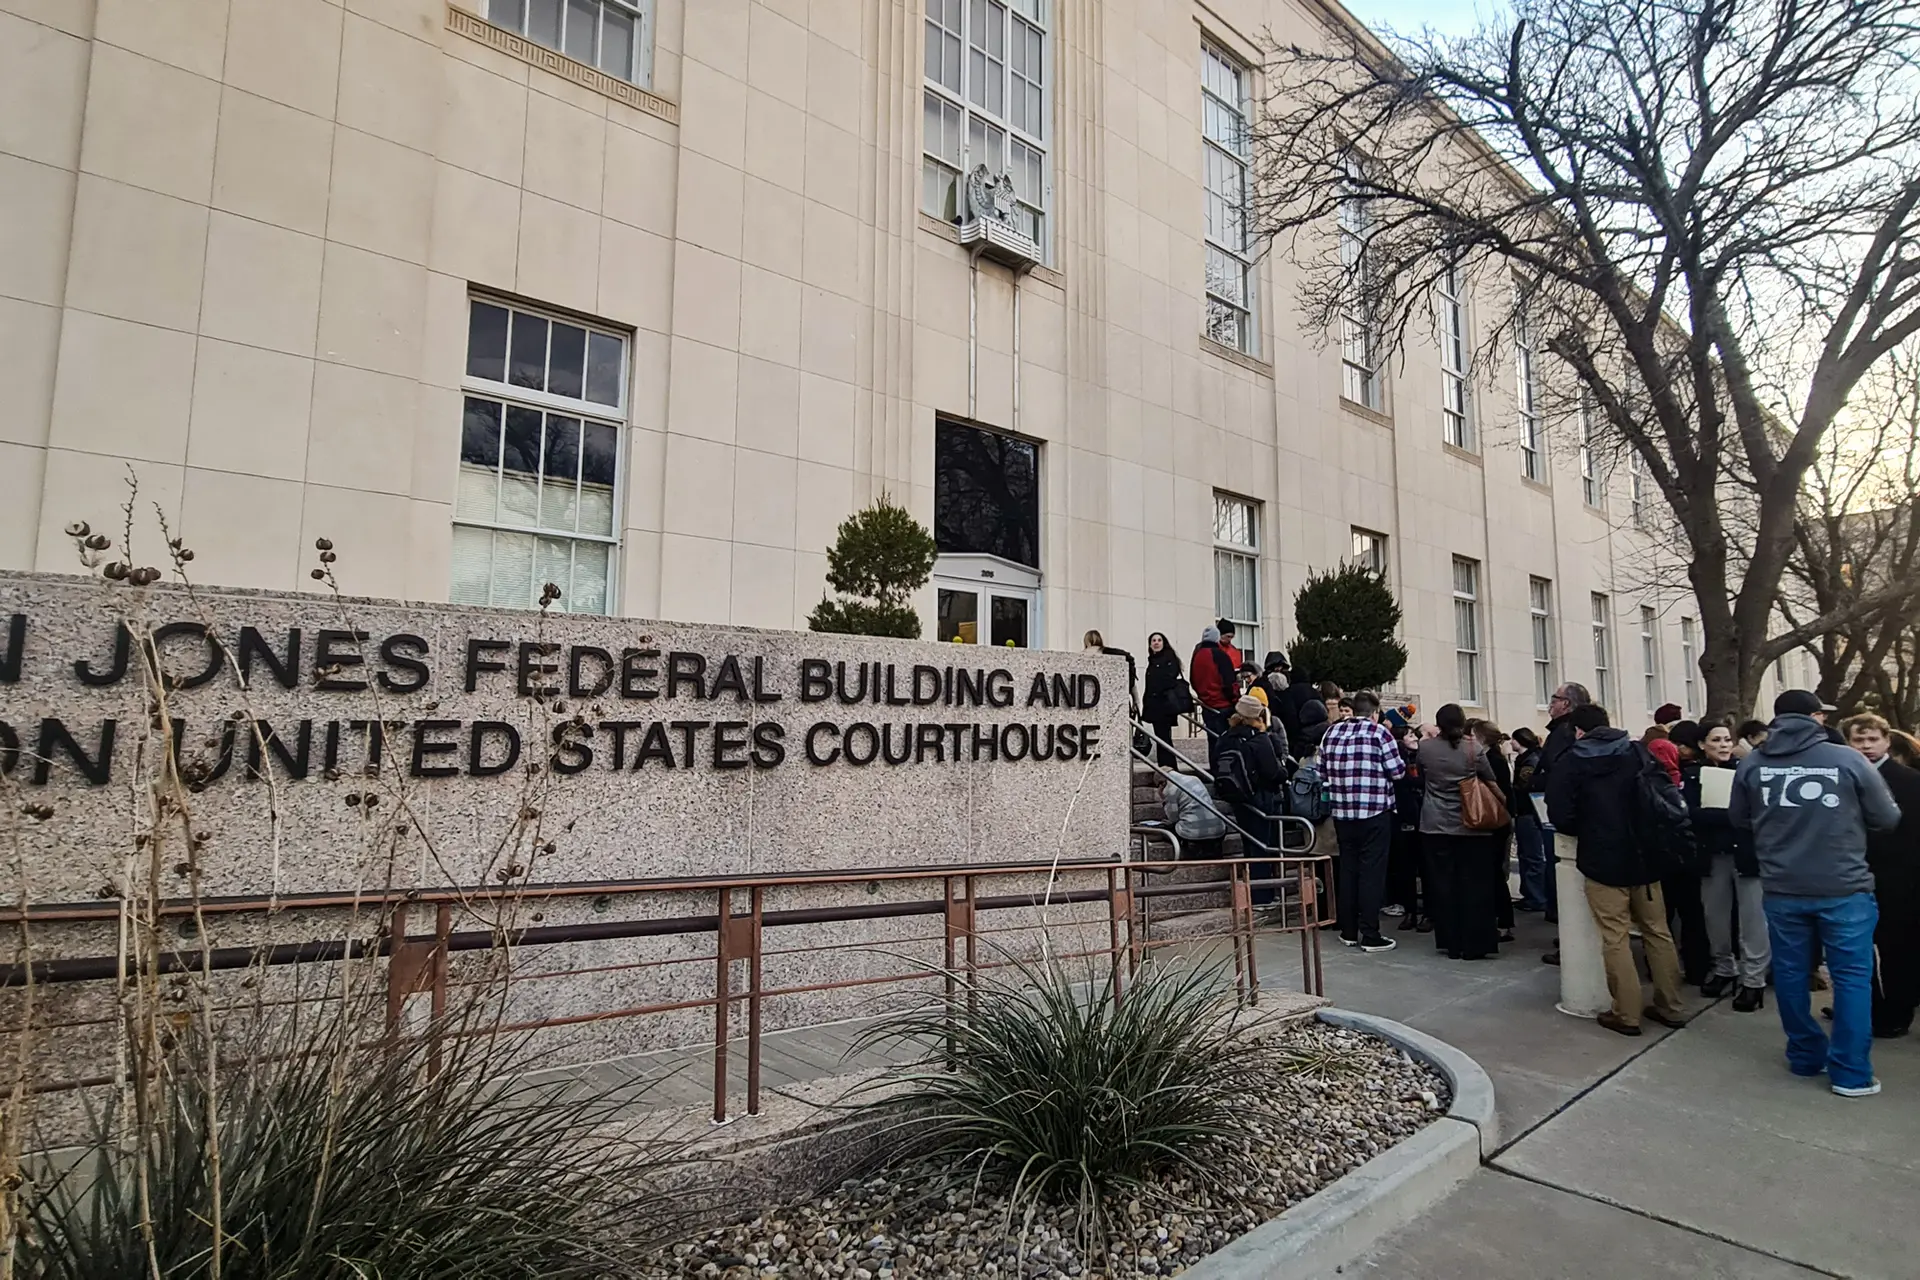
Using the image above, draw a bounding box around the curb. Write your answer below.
[1177,1010,1494,1279]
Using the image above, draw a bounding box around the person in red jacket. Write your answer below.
[1190,626,1239,769]
[1643,724,1682,784]
[1216,618,1244,670]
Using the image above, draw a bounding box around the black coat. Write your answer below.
[1142,651,1184,720]
[1509,747,1542,819]
[1486,749,1515,835]
[1534,714,1576,797]
[1275,680,1316,755]
[1683,760,1756,876]
[1546,727,1657,888]
[1869,758,1920,909]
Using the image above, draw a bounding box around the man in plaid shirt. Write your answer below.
[1319,690,1407,952]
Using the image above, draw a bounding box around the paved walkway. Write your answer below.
[1256,909,1920,1280]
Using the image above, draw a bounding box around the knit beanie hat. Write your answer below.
[1201,625,1222,644]
[1234,695,1266,721]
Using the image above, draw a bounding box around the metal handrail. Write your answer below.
[1129,824,1182,864]
[1130,744,1316,855]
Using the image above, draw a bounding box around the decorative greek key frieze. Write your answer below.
[446,4,679,125]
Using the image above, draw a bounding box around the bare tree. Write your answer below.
[1780,351,1920,718]
[1249,0,1920,719]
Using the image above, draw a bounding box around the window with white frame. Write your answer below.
[487,0,651,85]
[1591,592,1613,708]
[1339,174,1382,410]
[1640,605,1662,715]
[923,0,1049,250]
[1578,398,1600,506]
[1214,493,1262,656]
[1351,527,1389,577]
[1530,576,1555,708]
[1438,264,1472,448]
[1515,280,1544,481]
[453,298,625,614]
[1453,556,1482,704]
[1629,452,1647,526]
[1681,616,1699,715]
[1202,44,1256,354]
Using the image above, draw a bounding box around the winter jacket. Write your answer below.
[1485,749,1515,836]
[1647,738,1681,785]
[1276,681,1318,756]
[1683,760,1756,877]
[1869,757,1920,920]
[1728,714,1901,898]
[1509,746,1542,820]
[1143,650,1186,720]
[1094,645,1138,709]
[1394,751,1424,829]
[1189,641,1238,711]
[1216,723,1286,791]
[1533,714,1577,800]
[1164,773,1228,842]
[1545,726,1659,888]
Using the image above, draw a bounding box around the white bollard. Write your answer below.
[1552,832,1611,1018]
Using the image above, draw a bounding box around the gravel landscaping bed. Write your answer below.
[643,1020,1449,1279]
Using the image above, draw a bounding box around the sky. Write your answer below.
[1336,0,1508,39]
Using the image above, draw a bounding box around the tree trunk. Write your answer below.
[1699,627,1751,726]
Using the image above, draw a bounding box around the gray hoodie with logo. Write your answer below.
[1729,714,1901,897]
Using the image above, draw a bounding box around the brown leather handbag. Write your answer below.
[1458,744,1509,831]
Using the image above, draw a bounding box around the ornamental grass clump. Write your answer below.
[21,990,691,1280]
[850,953,1338,1237]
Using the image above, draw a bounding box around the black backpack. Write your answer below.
[1629,743,1693,879]
[1215,742,1257,803]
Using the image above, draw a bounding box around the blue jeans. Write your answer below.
[1514,814,1549,910]
[1763,892,1878,1090]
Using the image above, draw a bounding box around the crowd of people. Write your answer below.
[1126,622,1920,1099]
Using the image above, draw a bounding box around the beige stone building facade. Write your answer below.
[1,0,1709,732]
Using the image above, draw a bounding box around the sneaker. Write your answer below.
[1832,1079,1882,1098]
[1359,934,1397,953]
[1381,904,1406,918]
[1596,1012,1643,1037]
[1339,934,1360,947]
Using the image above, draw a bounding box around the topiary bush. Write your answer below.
[1287,562,1409,691]
[808,495,939,639]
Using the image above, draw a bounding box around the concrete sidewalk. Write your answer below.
[1257,912,1920,1279]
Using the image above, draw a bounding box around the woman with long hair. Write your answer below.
[1687,720,1768,1010]
[1510,726,1551,915]
[1388,723,1430,933]
[1417,704,1504,959]
[1140,631,1186,766]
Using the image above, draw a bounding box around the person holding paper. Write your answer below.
[1687,722,1768,1009]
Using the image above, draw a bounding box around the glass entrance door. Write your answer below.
[935,580,1036,648]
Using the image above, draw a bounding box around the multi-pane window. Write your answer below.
[1202,45,1257,354]
[923,0,1049,249]
[1628,452,1647,526]
[1453,556,1482,704]
[1515,281,1544,481]
[1351,528,1389,577]
[1681,617,1699,715]
[1578,398,1600,506]
[454,299,624,615]
[1530,577,1555,708]
[1438,265,1472,448]
[487,0,651,86]
[1214,493,1262,657]
[1640,605,1661,715]
[1339,176,1382,410]
[1590,592,1613,708]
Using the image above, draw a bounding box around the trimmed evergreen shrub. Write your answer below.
[1287,562,1409,690]
[808,495,939,639]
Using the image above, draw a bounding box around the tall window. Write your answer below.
[1202,45,1256,354]
[1681,616,1699,715]
[1214,494,1261,656]
[1339,175,1382,410]
[1515,280,1544,481]
[1590,592,1613,708]
[1530,576,1555,708]
[1438,265,1472,448]
[454,298,624,614]
[1578,398,1600,506]
[487,0,651,85]
[1453,556,1482,704]
[1629,452,1647,526]
[1351,527,1389,576]
[1640,605,1661,714]
[923,0,1049,249]
[935,419,1041,568]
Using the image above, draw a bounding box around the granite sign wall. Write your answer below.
[0,572,1129,905]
